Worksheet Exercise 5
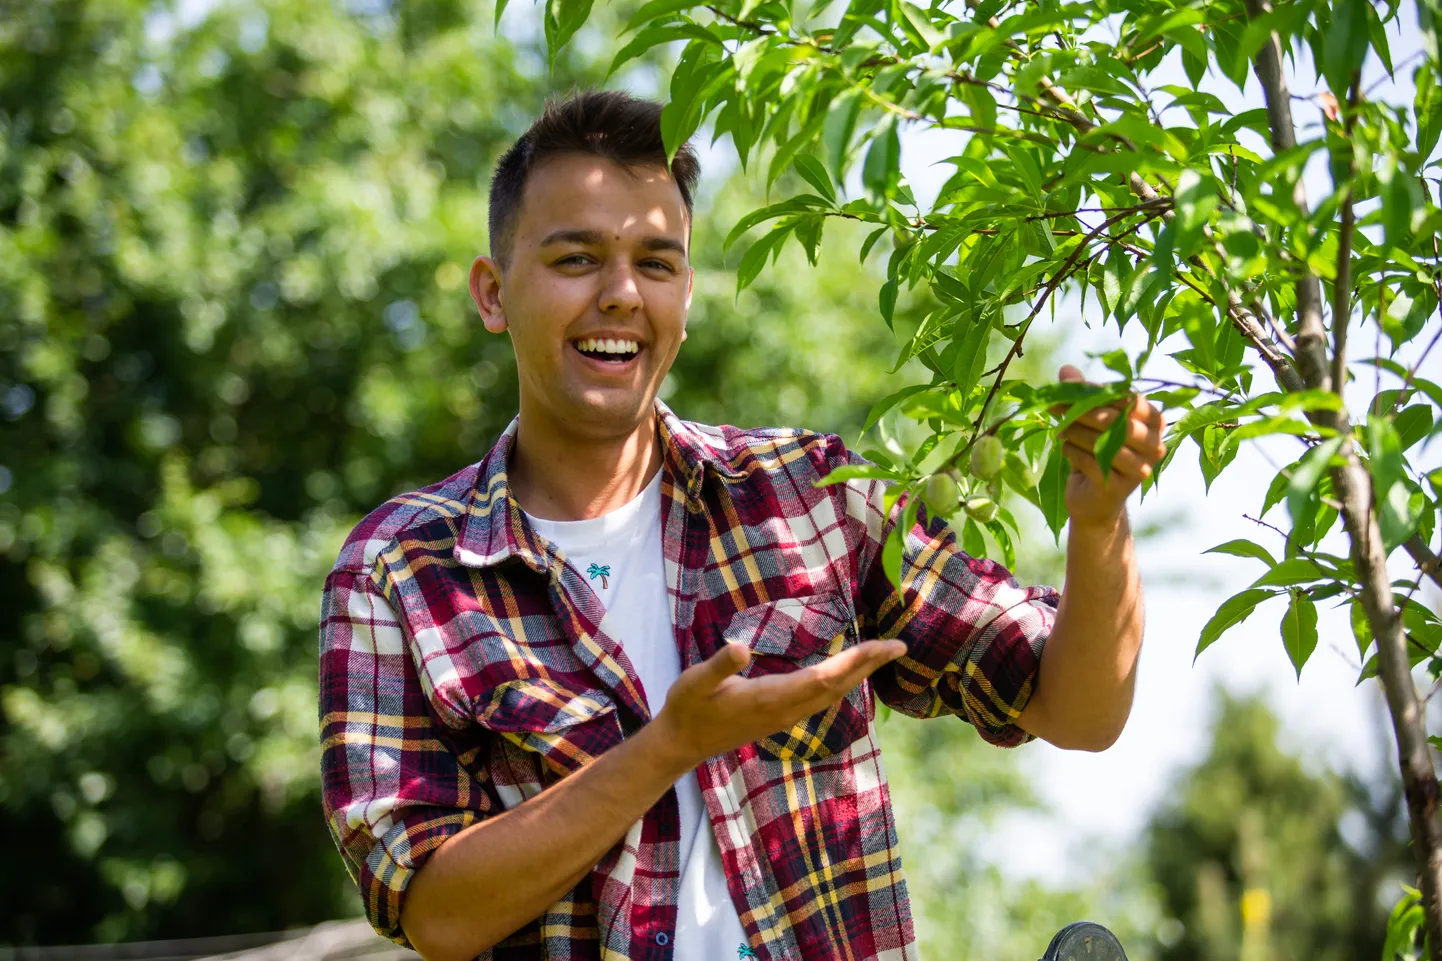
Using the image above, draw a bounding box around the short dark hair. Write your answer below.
[487,90,701,267]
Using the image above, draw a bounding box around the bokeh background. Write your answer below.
[0,1,1425,958]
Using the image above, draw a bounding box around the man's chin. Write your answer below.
[547,387,659,439]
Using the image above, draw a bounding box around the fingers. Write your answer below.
[1062,439,1106,484]
[736,640,905,716]
[1062,405,1167,462]
[684,642,751,694]
[1058,364,1085,383]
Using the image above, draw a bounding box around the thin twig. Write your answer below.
[1331,72,1361,399]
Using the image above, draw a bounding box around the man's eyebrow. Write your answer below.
[640,236,687,256]
[538,228,605,247]
[538,229,687,257]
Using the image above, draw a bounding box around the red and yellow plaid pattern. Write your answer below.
[319,401,1057,960]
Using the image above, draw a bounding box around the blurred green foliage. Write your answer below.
[1142,690,1409,961]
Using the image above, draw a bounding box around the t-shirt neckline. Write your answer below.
[523,468,663,553]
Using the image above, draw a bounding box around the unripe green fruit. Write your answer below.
[964,496,998,524]
[970,435,1004,479]
[1005,451,1038,488]
[923,473,960,517]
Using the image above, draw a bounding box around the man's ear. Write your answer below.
[470,256,508,334]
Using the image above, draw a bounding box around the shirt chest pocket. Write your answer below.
[721,593,870,762]
[473,677,624,778]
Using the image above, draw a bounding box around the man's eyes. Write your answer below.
[553,254,678,273]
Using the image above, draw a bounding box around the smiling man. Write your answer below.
[319,91,1166,961]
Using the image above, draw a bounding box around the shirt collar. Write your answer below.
[453,399,745,571]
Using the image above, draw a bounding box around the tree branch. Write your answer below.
[1331,73,1361,403]
[1248,0,1330,391]
[1406,535,1442,592]
[1246,2,1442,947]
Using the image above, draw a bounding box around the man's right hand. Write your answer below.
[400,635,905,961]
[652,638,907,766]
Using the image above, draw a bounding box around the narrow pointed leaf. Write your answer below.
[1280,589,1319,679]
[1196,588,1275,659]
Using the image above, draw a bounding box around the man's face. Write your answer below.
[471,153,693,442]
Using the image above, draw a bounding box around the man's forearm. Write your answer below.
[1020,510,1143,751]
[401,721,697,961]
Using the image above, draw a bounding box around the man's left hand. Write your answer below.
[1056,365,1167,528]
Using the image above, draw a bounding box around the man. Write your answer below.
[319,90,1165,961]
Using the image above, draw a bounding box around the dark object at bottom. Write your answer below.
[1041,921,1129,961]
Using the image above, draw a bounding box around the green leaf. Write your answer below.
[735,227,790,294]
[962,518,987,558]
[879,276,900,330]
[1204,539,1278,566]
[813,463,900,487]
[1196,588,1275,660]
[1417,62,1442,160]
[1101,249,1127,318]
[1167,401,1240,443]
[1262,463,1296,516]
[862,116,900,198]
[791,154,836,205]
[622,0,696,33]
[1396,404,1433,451]
[1287,437,1343,529]
[1369,415,1421,551]
[1052,384,1129,434]
[1280,589,1320,679]
[1382,886,1426,961]
[1350,598,1373,656]
[859,225,889,265]
[883,496,921,592]
[985,519,1016,570]
[544,0,595,67]
[661,44,723,162]
[822,89,862,180]
[723,197,829,253]
[1251,557,1326,588]
[1380,158,1419,248]
[1173,168,1218,259]
[1040,440,1070,544]
[863,383,931,435]
[1321,0,1371,97]
[1095,396,1135,477]
[949,316,992,400]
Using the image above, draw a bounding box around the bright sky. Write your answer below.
[882,12,1442,885]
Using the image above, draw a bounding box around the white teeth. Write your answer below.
[576,338,640,355]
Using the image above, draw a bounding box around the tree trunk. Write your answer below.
[1335,451,1442,952]
[1245,5,1442,950]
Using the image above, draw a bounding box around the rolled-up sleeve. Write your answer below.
[833,446,1059,746]
[319,568,499,944]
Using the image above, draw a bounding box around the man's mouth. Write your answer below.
[572,337,642,364]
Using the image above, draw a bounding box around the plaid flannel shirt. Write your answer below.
[319,400,1058,961]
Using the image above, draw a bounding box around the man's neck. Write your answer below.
[507,407,663,522]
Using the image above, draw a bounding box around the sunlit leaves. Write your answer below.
[580,0,1442,719]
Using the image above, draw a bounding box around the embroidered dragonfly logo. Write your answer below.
[586,563,611,590]
[737,945,757,959]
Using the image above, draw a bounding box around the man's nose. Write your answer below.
[598,261,643,315]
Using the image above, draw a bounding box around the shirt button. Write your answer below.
[655,932,670,946]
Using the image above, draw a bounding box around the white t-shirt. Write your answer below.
[525,470,751,960]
